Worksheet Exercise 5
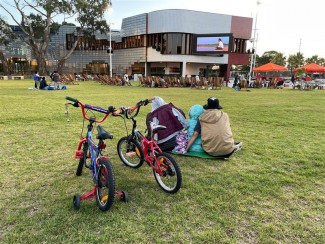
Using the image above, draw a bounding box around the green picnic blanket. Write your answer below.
[171,151,227,160]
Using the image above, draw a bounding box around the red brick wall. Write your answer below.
[229,53,250,65]
[231,16,253,39]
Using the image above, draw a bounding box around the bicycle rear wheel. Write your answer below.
[117,137,144,168]
[96,158,115,211]
[153,152,182,194]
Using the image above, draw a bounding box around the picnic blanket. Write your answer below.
[171,151,227,160]
[28,85,67,90]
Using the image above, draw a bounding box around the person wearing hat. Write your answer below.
[186,97,242,158]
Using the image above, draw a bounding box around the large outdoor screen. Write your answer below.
[193,34,233,55]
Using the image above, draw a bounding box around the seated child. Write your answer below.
[40,77,49,90]
[186,105,204,152]
[172,104,204,154]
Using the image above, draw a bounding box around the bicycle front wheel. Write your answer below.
[117,137,144,168]
[76,142,88,176]
[153,152,182,194]
[96,158,115,211]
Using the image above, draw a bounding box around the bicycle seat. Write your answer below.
[96,125,113,140]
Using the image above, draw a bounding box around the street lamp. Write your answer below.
[248,0,261,82]
[107,1,113,77]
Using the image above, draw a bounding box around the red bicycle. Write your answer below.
[116,100,182,194]
[65,96,128,211]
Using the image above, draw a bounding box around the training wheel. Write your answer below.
[121,191,129,203]
[73,195,81,210]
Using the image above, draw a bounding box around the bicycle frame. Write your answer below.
[75,127,111,200]
[75,122,104,183]
[133,129,166,175]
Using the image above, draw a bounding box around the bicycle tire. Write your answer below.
[117,137,144,168]
[76,142,88,176]
[96,158,115,211]
[153,152,182,194]
[73,195,81,210]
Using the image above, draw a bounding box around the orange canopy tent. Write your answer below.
[252,62,288,72]
[293,63,325,73]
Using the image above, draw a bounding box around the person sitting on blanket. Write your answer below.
[146,96,188,151]
[172,104,204,154]
[185,97,242,158]
[40,77,49,90]
[186,104,205,152]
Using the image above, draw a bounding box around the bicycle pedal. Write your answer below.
[74,150,83,159]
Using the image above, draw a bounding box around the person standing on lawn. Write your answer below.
[33,71,40,89]
[52,71,60,89]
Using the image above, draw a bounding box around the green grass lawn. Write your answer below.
[0,80,324,243]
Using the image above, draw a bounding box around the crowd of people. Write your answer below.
[32,71,65,90]
[138,75,226,89]
[145,96,242,159]
[95,74,131,86]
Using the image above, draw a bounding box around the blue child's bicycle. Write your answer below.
[65,96,128,211]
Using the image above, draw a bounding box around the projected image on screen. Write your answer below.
[196,36,230,52]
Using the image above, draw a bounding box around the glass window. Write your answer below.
[186,34,190,55]
[177,33,182,54]
[167,34,172,54]
[172,34,177,54]
[181,34,185,54]
[162,34,167,54]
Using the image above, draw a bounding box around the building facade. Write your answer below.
[0,9,252,79]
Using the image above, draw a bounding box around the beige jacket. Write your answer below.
[199,109,235,156]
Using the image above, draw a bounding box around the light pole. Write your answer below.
[252,32,259,74]
[107,0,113,77]
[248,0,261,82]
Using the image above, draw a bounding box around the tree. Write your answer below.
[305,55,321,64]
[287,52,304,71]
[0,0,110,75]
[255,51,279,67]
[270,52,286,66]
[319,58,325,66]
[0,18,16,75]
[57,0,111,73]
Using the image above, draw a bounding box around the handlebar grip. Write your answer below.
[65,96,79,103]
[108,106,116,113]
[143,99,149,106]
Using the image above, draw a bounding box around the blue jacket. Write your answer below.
[187,105,204,152]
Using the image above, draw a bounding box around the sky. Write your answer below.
[1,0,324,59]
[108,0,325,59]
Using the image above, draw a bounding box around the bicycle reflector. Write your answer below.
[99,143,106,149]
[74,150,83,159]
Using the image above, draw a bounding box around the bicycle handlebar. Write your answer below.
[66,96,79,103]
[65,96,122,123]
[122,99,149,120]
